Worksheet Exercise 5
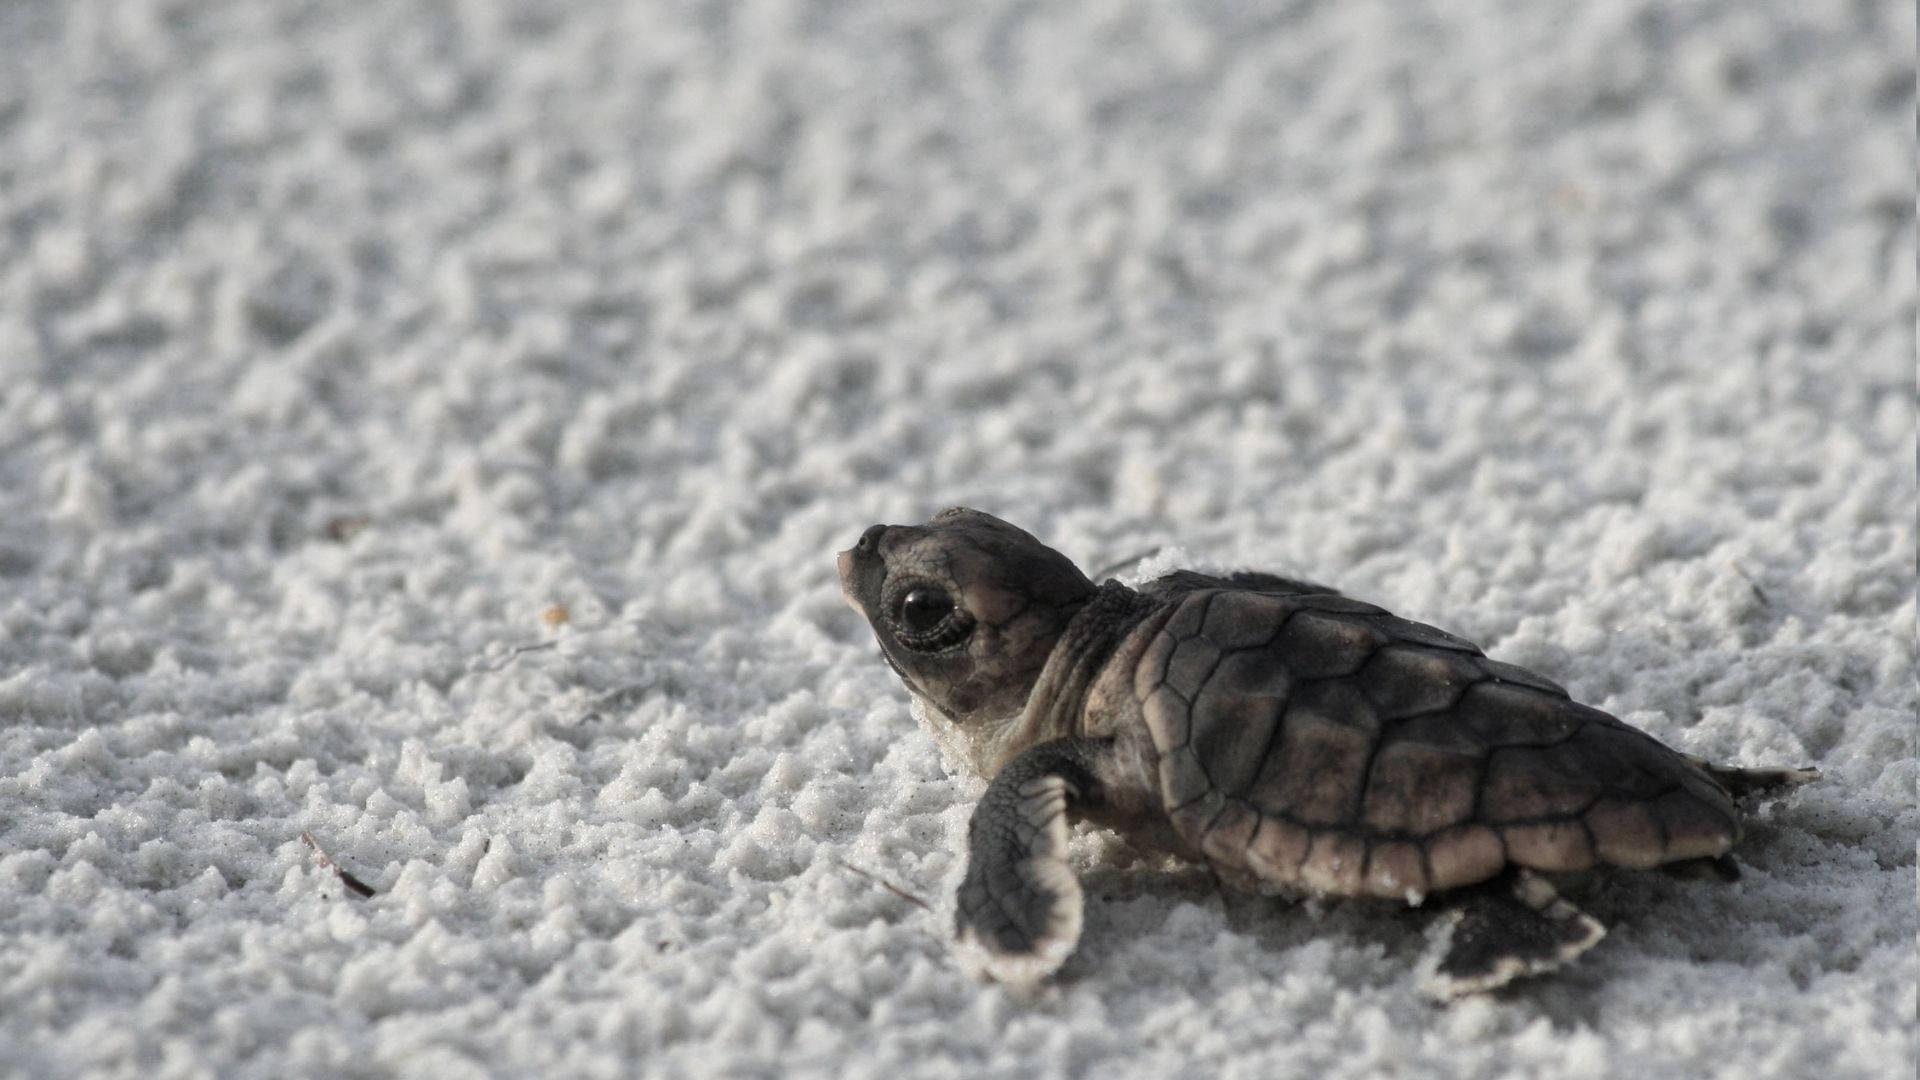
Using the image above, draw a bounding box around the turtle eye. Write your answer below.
[890,586,971,651]
[897,588,954,634]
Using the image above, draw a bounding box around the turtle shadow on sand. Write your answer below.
[1064,863,1428,988]
[1058,828,1820,1024]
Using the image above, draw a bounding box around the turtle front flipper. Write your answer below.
[1423,869,1607,999]
[955,736,1112,990]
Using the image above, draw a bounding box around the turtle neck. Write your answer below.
[992,580,1166,770]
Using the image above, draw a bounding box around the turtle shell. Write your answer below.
[1133,589,1740,902]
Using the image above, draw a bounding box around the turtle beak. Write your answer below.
[835,548,860,611]
[838,523,891,613]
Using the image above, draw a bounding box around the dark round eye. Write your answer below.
[897,588,954,634]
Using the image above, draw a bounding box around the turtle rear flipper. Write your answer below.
[954,737,1111,991]
[1423,870,1606,1000]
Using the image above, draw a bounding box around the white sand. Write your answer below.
[0,1,1912,1077]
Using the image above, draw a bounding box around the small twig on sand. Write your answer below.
[833,857,931,912]
[1091,546,1163,582]
[482,639,561,672]
[479,621,637,674]
[1732,564,1772,607]
[301,832,376,898]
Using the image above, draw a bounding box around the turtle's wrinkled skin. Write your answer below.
[838,508,1817,997]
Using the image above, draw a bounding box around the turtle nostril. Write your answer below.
[856,524,888,555]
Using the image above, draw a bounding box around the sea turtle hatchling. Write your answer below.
[837,508,1817,997]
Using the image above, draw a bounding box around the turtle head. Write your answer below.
[838,508,1096,772]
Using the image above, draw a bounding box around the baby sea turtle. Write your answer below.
[837,508,1816,997]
